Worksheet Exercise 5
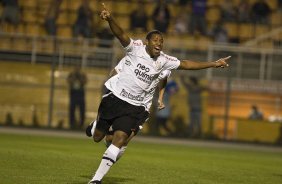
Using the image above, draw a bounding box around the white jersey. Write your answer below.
[142,70,171,111]
[114,60,171,111]
[105,39,180,108]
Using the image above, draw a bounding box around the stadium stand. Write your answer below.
[0,0,281,50]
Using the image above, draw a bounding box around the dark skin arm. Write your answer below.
[157,78,168,110]
[100,3,130,47]
[178,56,231,70]
[100,3,231,69]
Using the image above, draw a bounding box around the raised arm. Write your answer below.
[157,78,168,110]
[100,3,130,47]
[178,56,231,70]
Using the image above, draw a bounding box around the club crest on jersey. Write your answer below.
[134,63,154,84]
[154,60,162,70]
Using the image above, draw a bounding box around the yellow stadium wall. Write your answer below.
[0,61,109,128]
[236,119,282,144]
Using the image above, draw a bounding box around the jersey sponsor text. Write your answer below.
[120,89,144,101]
[134,63,154,84]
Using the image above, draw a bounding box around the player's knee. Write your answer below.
[112,131,129,147]
[105,135,113,143]
[92,130,105,142]
[93,135,104,143]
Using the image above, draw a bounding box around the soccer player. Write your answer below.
[87,3,231,184]
[86,60,171,161]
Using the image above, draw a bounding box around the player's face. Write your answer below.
[146,34,163,58]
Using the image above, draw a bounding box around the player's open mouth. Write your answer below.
[154,47,161,53]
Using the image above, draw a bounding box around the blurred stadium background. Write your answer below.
[0,0,282,145]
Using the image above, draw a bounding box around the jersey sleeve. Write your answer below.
[124,39,144,53]
[162,54,181,71]
[159,70,171,80]
[114,59,125,73]
[163,70,171,78]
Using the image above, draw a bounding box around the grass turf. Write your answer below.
[0,132,282,184]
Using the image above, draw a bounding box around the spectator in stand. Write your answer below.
[251,0,271,24]
[278,0,282,12]
[67,65,87,129]
[44,0,63,36]
[174,4,190,34]
[181,75,206,137]
[209,19,229,43]
[248,105,264,120]
[96,26,114,48]
[155,78,178,136]
[189,0,207,35]
[220,0,238,22]
[73,0,94,38]
[0,0,20,27]
[152,0,171,33]
[178,0,191,6]
[130,0,148,32]
[237,0,251,23]
[174,14,189,34]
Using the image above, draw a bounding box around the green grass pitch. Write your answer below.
[1,131,282,184]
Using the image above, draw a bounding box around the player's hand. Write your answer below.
[158,100,165,110]
[214,56,231,68]
[100,3,111,21]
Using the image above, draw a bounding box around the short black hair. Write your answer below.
[145,30,163,40]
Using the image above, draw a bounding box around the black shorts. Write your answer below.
[96,90,149,137]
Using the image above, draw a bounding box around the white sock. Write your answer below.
[91,144,120,181]
[116,146,127,161]
[91,120,97,136]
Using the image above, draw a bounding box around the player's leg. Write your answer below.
[88,93,148,183]
[86,120,97,137]
[103,128,135,162]
[115,113,148,160]
[86,90,114,142]
[116,130,136,161]
[89,132,129,182]
[104,130,135,159]
[86,118,111,143]
[86,117,135,145]
[92,118,111,142]
[89,116,135,183]
[105,119,144,155]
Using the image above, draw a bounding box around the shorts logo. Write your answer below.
[134,63,154,84]
[106,163,112,167]
[120,89,144,101]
